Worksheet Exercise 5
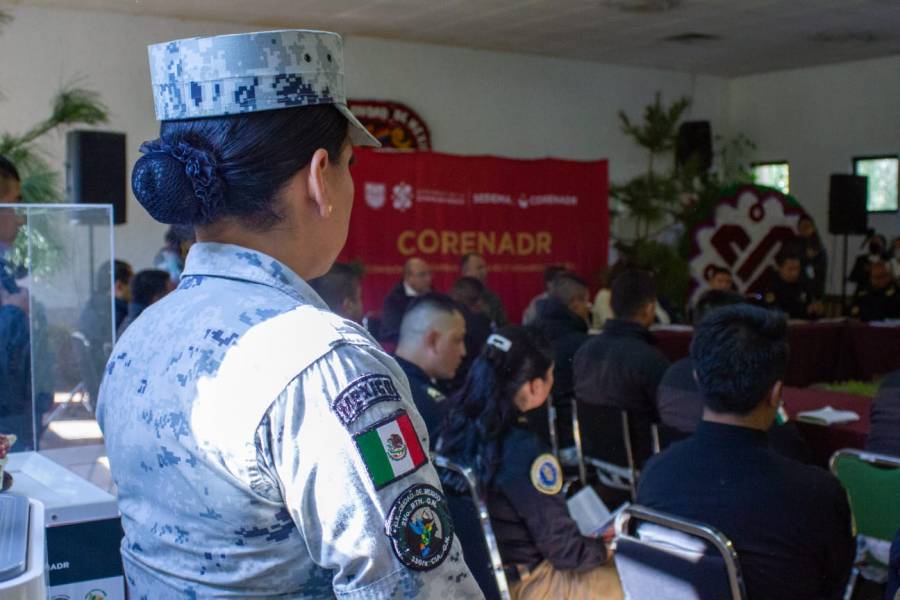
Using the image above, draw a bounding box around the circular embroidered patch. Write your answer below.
[385,484,454,571]
[530,453,563,495]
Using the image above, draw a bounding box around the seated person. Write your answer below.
[379,257,431,344]
[531,272,591,447]
[848,260,900,322]
[308,262,364,324]
[866,369,900,456]
[638,305,854,600]
[762,249,823,320]
[447,276,492,390]
[656,290,810,462]
[461,252,508,327]
[394,294,466,443]
[574,269,669,466]
[438,327,620,600]
[117,269,175,337]
[522,265,566,326]
[707,265,735,292]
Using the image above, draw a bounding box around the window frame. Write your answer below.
[852,154,899,214]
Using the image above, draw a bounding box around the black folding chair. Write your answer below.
[614,504,747,600]
[572,399,640,499]
[433,455,511,600]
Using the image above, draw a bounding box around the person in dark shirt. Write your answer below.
[522,265,566,326]
[379,257,431,344]
[461,252,508,328]
[438,326,619,599]
[848,260,900,322]
[762,249,823,319]
[395,294,466,443]
[531,271,591,447]
[638,304,854,600]
[447,276,492,390]
[574,269,669,466]
[866,369,900,456]
[796,215,828,299]
[309,262,364,324]
[656,290,811,461]
[117,269,175,338]
[849,234,888,292]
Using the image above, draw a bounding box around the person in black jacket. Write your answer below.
[867,369,900,456]
[379,257,431,344]
[530,272,591,447]
[848,260,900,322]
[394,294,467,444]
[762,249,823,320]
[638,305,854,600]
[438,326,620,599]
[573,269,669,467]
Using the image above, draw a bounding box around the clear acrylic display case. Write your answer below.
[0,203,114,453]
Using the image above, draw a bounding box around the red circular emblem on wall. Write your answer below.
[348,100,432,150]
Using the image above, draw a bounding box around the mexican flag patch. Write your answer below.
[355,410,428,489]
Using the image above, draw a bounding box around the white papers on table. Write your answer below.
[796,405,860,426]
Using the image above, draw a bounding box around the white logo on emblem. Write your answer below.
[365,182,386,209]
[393,182,414,212]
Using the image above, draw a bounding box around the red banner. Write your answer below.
[341,148,609,323]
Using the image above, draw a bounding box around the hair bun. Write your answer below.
[132,139,225,225]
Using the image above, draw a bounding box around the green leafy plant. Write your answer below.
[612,93,756,317]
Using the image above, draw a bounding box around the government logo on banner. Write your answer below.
[689,184,807,305]
[348,100,432,150]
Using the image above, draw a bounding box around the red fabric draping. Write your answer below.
[341,148,609,321]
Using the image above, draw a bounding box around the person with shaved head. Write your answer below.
[395,294,466,443]
[379,257,432,344]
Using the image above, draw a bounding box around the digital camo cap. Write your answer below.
[147,29,380,147]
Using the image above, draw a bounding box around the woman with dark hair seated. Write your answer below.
[438,326,621,599]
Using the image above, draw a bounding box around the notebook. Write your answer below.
[796,405,860,426]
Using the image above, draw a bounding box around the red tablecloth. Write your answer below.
[782,387,871,466]
[653,321,900,387]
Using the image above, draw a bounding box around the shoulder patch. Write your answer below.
[355,410,428,489]
[332,374,401,427]
[425,386,446,402]
[385,484,454,571]
[530,453,563,495]
[887,287,896,297]
[764,292,775,304]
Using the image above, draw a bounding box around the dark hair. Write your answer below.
[449,276,485,310]
[611,269,657,319]
[131,269,171,306]
[775,246,801,266]
[438,326,553,488]
[0,155,20,182]
[694,289,745,325]
[309,262,362,313]
[691,304,788,415]
[549,272,588,305]
[708,265,731,279]
[95,260,133,292]
[543,264,566,285]
[460,252,483,269]
[163,224,195,248]
[132,105,348,228]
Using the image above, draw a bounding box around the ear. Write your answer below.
[424,328,441,353]
[340,297,353,315]
[306,148,333,218]
[767,381,784,408]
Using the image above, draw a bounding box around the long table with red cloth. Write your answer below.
[782,387,872,467]
[654,321,900,387]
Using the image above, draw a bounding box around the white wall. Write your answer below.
[0,3,727,270]
[728,55,900,293]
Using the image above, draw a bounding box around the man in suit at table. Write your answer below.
[638,304,854,600]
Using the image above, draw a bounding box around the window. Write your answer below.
[853,155,899,213]
[752,162,790,195]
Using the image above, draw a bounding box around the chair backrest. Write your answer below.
[830,449,900,542]
[432,455,510,600]
[572,399,640,498]
[615,505,747,600]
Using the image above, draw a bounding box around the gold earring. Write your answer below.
[326,204,334,217]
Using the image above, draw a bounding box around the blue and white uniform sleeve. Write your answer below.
[260,342,483,599]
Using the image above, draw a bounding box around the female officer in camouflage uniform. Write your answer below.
[438,327,620,599]
[98,30,480,599]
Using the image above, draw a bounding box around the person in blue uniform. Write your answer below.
[98,30,479,599]
[438,326,620,599]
